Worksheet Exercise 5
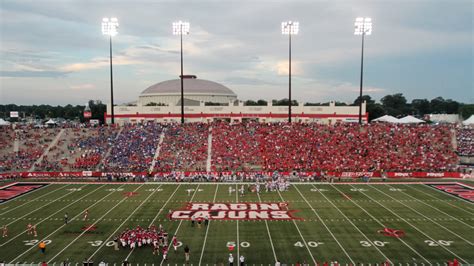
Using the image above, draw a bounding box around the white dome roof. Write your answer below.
[141,78,236,96]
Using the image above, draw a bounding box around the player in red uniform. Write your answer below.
[162,245,169,261]
[26,223,32,235]
[32,224,37,237]
[172,235,178,253]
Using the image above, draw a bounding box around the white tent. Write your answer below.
[463,115,474,125]
[0,118,10,126]
[45,119,57,125]
[398,115,425,124]
[372,115,399,123]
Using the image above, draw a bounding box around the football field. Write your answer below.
[1,182,473,265]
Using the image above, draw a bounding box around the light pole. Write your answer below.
[354,17,372,124]
[281,21,299,123]
[173,21,190,124]
[102,17,119,125]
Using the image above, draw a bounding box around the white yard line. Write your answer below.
[159,184,201,266]
[198,184,219,265]
[9,183,129,263]
[406,184,474,215]
[330,184,430,264]
[370,185,474,246]
[206,126,212,172]
[235,184,240,261]
[0,184,105,247]
[311,184,392,264]
[47,184,145,263]
[149,130,166,173]
[88,184,164,261]
[0,184,68,214]
[350,184,469,264]
[276,189,316,264]
[293,185,355,265]
[2,184,86,228]
[256,189,278,263]
[388,185,474,229]
[123,184,182,261]
[418,185,474,213]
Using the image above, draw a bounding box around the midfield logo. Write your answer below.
[378,227,405,238]
[169,202,300,220]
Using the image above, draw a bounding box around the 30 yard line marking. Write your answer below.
[89,184,164,261]
[2,184,87,228]
[372,185,473,246]
[9,183,129,263]
[198,184,219,265]
[388,184,474,229]
[256,189,278,263]
[123,184,181,261]
[351,184,469,264]
[406,184,474,215]
[47,184,146,263]
[330,184,430,264]
[294,185,355,265]
[0,184,68,215]
[159,184,201,266]
[0,184,104,247]
[276,189,316,264]
[311,184,392,264]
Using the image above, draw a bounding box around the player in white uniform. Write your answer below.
[228,186,233,195]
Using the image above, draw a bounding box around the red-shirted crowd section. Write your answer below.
[0,122,472,174]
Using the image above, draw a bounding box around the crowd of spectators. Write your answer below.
[457,127,474,156]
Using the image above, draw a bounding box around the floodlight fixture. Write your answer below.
[354,17,372,36]
[173,21,190,35]
[102,17,119,36]
[281,21,299,35]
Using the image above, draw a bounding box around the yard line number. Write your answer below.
[294,241,324,248]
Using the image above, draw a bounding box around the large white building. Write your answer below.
[107,76,367,124]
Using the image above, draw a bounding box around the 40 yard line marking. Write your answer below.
[47,184,146,263]
[373,185,473,245]
[88,184,164,261]
[9,183,129,263]
[256,188,278,263]
[294,185,355,265]
[159,184,201,266]
[198,184,219,265]
[124,184,182,261]
[387,184,474,230]
[330,184,430,264]
[351,184,469,264]
[0,184,69,214]
[0,184,104,247]
[311,184,392,264]
[276,189,316,264]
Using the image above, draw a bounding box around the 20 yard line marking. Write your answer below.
[256,189,278,263]
[123,184,182,261]
[0,184,69,215]
[88,184,164,261]
[311,184,392,264]
[373,185,473,245]
[47,184,146,263]
[198,184,219,265]
[330,184,430,264]
[276,189,316,264]
[351,184,469,264]
[159,184,201,266]
[9,184,129,263]
[294,185,355,265]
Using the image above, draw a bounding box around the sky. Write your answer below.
[0,0,472,106]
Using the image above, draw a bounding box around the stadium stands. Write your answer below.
[457,127,474,156]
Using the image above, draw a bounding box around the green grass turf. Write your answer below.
[0,182,473,265]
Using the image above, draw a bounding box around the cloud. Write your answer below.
[69,83,95,90]
[0,70,68,78]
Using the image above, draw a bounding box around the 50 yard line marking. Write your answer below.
[330,184,430,264]
[159,184,201,266]
[88,184,164,261]
[9,184,128,263]
[352,184,469,264]
[294,185,355,265]
[276,189,316,264]
[256,188,278,263]
[47,184,146,263]
[123,184,182,261]
[198,184,219,265]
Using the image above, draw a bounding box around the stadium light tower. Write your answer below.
[102,17,119,125]
[282,21,299,123]
[354,17,372,124]
[173,20,190,124]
